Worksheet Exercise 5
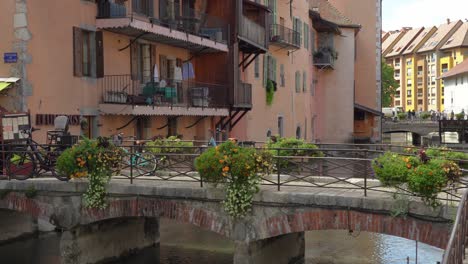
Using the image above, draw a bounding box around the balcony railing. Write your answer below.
[99,75,229,109]
[239,16,267,50]
[313,52,335,69]
[234,82,252,108]
[97,0,228,44]
[269,24,300,49]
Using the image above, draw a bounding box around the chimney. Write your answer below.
[447,18,451,24]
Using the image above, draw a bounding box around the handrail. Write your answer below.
[441,189,468,264]
[269,23,300,48]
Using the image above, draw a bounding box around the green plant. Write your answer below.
[456,113,465,120]
[397,112,407,120]
[372,152,418,187]
[390,193,410,217]
[266,137,323,157]
[266,79,274,106]
[25,185,37,199]
[56,137,123,209]
[146,136,194,154]
[195,141,273,218]
[407,160,448,207]
[420,112,431,120]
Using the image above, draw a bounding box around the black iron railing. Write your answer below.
[313,52,335,68]
[97,0,228,43]
[98,75,229,109]
[269,24,300,48]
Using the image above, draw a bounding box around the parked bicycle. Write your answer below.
[4,127,70,181]
[112,133,158,177]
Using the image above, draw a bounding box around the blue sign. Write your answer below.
[4,53,18,63]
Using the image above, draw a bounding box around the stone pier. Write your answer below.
[0,209,37,244]
[60,217,159,264]
[234,232,305,264]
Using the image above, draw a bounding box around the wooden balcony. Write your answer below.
[238,15,268,53]
[233,82,252,109]
[313,51,335,70]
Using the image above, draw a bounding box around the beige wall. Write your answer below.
[314,28,356,143]
[329,0,380,111]
[232,0,313,142]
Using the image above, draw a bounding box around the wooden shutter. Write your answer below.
[160,55,168,80]
[263,54,268,88]
[131,43,139,80]
[303,71,306,92]
[95,31,104,78]
[73,27,83,77]
[272,57,277,83]
[295,71,300,92]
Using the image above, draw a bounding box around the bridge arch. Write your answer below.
[258,208,449,249]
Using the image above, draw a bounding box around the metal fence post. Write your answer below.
[364,150,368,197]
[277,149,280,191]
[130,146,134,184]
[199,146,203,188]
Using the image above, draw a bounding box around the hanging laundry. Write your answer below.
[153,64,159,82]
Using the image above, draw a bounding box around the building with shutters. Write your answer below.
[0,0,381,144]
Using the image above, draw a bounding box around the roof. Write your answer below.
[385,27,424,58]
[440,58,468,79]
[440,22,468,50]
[309,0,360,28]
[355,104,384,116]
[401,27,437,55]
[382,31,405,54]
[418,20,462,53]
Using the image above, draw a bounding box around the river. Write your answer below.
[0,219,443,264]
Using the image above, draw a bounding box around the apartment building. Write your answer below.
[384,20,464,112]
[1,0,381,143]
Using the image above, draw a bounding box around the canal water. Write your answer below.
[0,219,443,264]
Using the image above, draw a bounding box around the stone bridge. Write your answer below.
[0,179,456,264]
[382,121,439,136]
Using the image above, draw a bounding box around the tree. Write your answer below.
[382,60,399,107]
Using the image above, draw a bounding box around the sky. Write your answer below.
[383,0,468,31]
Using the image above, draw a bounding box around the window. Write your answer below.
[295,71,301,93]
[302,71,307,92]
[417,77,423,86]
[254,56,260,78]
[296,126,301,139]
[395,90,401,98]
[263,54,277,87]
[395,70,400,78]
[407,90,412,96]
[407,68,412,76]
[293,17,302,46]
[133,0,154,17]
[442,98,444,104]
[431,76,436,85]
[430,65,435,75]
[407,100,412,106]
[304,23,309,49]
[395,58,401,67]
[442,63,448,73]
[417,66,423,75]
[407,79,412,87]
[266,129,272,138]
[167,117,177,137]
[280,64,285,87]
[278,116,284,138]
[73,27,104,78]
[406,59,412,66]
[311,79,317,96]
[133,43,153,83]
[442,87,444,96]
[395,100,401,106]
[418,99,423,105]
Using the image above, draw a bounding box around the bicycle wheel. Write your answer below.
[6,151,36,180]
[136,152,158,176]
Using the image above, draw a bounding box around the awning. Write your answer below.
[0,82,11,91]
[0,77,19,92]
[355,103,384,116]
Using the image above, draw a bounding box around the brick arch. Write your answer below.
[260,208,450,249]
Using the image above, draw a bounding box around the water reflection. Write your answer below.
[0,220,444,264]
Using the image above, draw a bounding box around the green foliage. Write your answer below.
[266,79,274,106]
[25,186,37,199]
[146,136,194,154]
[382,61,400,107]
[425,147,468,169]
[56,137,123,209]
[456,113,465,120]
[397,112,407,120]
[420,112,431,120]
[407,160,448,207]
[266,137,323,157]
[372,152,418,187]
[373,151,463,208]
[195,141,273,218]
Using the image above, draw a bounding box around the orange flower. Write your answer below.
[219,159,224,164]
[222,166,230,172]
[406,163,411,169]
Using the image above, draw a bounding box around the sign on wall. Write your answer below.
[3,53,18,63]
[1,113,30,141]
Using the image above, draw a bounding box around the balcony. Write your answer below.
[238,15,268,53]
[313,48,336,69]
[234,82,252,109]
[269,24,300,50]
[96,0,228,53]
[98,75,229,117]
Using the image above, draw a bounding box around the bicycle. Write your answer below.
[5,127,70,181]
[112,133,158,177]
